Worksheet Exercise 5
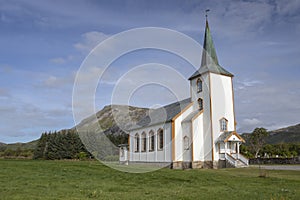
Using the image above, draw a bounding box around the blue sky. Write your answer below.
[0,0,300,143]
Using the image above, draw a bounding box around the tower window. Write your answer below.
[198,98,203,110]
[220,118,228,132]
[197,78,202,93]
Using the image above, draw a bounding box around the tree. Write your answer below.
[33,132,49,159]
[33,129,92,160]
[249,127,269,158]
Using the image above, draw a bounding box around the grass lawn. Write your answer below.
[0,159,299,200]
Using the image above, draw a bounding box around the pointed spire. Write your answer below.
[201,19,219,67]
[189,17,233,80]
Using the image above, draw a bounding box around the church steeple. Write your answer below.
[201,20,219,67]
[189,19,233,80]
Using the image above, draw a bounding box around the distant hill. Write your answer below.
[1,104,149,151]
[2,104,299,148]
[241,123,300,144]
[267,124,300,144]
[0,140,38,151]
[75,104,150,135]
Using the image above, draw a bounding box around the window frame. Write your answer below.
[134,133,140,152]
[149,130,155,152]
[141,132,147,152]
[183,136,190,150]
[157,129,164,150]
[196,78,202,93]
[220,118,228,132]
[198,98,203,110]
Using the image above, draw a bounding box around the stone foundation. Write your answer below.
[172,161,183,169]
[218,160,226,168]
[203,161,213,169]
[213,161,219,169]
[127,160,226,169]
[192,161,222,169]
[172,161,192,169]
[192,161,204,168]
[128,161,172,168]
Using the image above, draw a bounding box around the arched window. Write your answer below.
[141,132,147,152]
[183,136,190,150]
[157,129,164,150]
[198,98,203,110]
[220,118,228,132]
[149,130,154,151]
[134,133,139,152]
[197,78,202,93]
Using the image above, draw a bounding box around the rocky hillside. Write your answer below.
[267,124,300,144]
[75,104,150,135]
[241,123,300,144]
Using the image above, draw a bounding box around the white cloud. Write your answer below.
[50,55,75,64]
[236,79,263,90]
[0,88,10,98]
[275,0,300,16]
[50,57,66,64]
[235,78,300,133]
[242,118,262,126]
[0,95,73,143]
[42,74,74,88]
[74,31,110,52]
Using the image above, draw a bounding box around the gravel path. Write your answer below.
[253,165,300,171]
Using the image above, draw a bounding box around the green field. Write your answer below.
[0,160,299,199]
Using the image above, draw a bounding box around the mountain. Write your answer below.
[267,124,300,144]
[2,104,299,148]
[0,104,150,152]
[75,104,150,135]
[0,140,38,151]
[241,124,300,144]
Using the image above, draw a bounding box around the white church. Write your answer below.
[119,19,249,169]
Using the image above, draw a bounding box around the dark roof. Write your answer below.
[217,131,245,143]
[128,98,191,131]
[189,20,233,80]
[217,131,234,142]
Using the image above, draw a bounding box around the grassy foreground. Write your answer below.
[0,160,299,200]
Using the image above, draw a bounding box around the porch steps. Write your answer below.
[225,153,249,168]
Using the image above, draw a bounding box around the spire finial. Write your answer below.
[205,9,210,21]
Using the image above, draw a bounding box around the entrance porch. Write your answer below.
[217,131,249,168]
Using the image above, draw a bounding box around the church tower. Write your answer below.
[189,19,236,167]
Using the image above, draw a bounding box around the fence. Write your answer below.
[249,157,300,165]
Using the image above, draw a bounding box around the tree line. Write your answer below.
[240,128,300,158]
[33,129,91,160]
[33,129,127,160]
[0,147,33,158]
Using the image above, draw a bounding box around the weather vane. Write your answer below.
[205,9,210,20]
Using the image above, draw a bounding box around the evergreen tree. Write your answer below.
[33,132,48,159]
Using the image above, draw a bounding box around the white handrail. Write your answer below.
[238,154,249,165]
[225,153,237,167]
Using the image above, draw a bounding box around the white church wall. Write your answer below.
[181,122,192,162]
[174,104,193,161]
[129,122,172,163]
[192,112,204,161]
[203,73,213,161]
[190,73,213,162]
[209,73,235,161]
